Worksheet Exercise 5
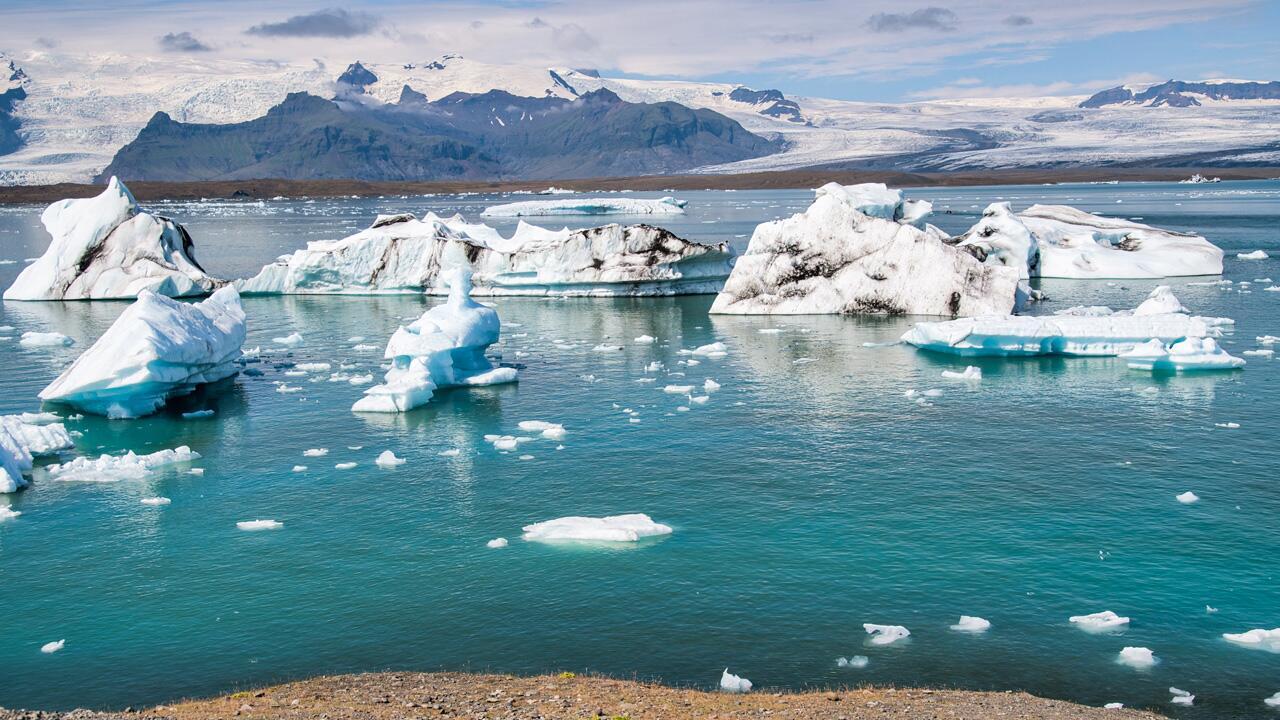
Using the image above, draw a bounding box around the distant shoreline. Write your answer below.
[0,166,1275,204]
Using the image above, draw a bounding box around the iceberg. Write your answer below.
[1069,610,1130,632]
[1169,688,1194,706]
[521,513,673,543]
[719,669,752,693]
[863,623,910,645]
[1121,338,1245,372]
[0,414,74,492]
[352,270,517,413]
[486,537,509,548]
[237,519,283,531]
[1117,646,1157,669]
[950,616,991,632]
[481,197,687,217]
[43,446,199,483]
[40,640,65,654]
[238,212,730,297]
[374,450,406,468]
[1238,250,1269,260]
[709,183,1021,316]
[19,331,74,348]
[902,286,1226,357]
[39,287,247,418]
[1176,491,1200,504]
[956,202,1224,279]
[1223,628,1280,652]
[4,177,217,301]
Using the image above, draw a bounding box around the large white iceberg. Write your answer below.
[901,286,1228,357]
[481,197,687,217]
[43,446,200,483]
[956,203,1223,279]
[709,183,1021,316]
[238,213,730,297]
[39,286,247,418]
[352,270,517,413]
[521,513,673,543]
[1223,628,1280,652]
[4,177,218,301]
[0,414,74,492]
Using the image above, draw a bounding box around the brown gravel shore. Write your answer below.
[0,671,1163,720]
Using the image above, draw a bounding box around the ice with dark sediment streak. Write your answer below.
[38,287,246,418]
[481,197,687,217]
[863,623,910,645]
[4,177,217,301]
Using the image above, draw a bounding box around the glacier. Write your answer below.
[956,203,1224,279]
[39,287,247,418]
[709,183,1022,316]
[352,270,517,413]
[0,414,74,493]
[238,212,732,297]
[901,286,1229,357]
[4,178,218,301]
[480,197,687,217]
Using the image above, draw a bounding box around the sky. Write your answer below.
[1,0,1277,101]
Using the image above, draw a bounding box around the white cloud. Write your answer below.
[908,72,1167,100]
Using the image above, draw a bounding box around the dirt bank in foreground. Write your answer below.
[0,671,1162,719]
[0,166,1275,204]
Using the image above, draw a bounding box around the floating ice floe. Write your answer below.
[4,178,217,301]
[950,616,991,633]
[1223,628,1280,652]
[634,335,656,344]
[374,451,405,468]
[353,270,518,413]
[1169,688,1194,706]
[1069,611,1130,632]
[303,448,328,457]
[863,624,910,645]
[1117,646,1157,669]
[521,513,673,543]
[1266,691,1280,707]
[140,496,171,506]
[238,212,730,297]
[941,366,982,381]
[486,537,508,548]
[1121,338,1244,372]
[40,639,64,654]
[956,202,1223,279]
[719,669,752,693]
[1176,491,1200,504]
[836,655,869,668]
[334,462,357,470]
[181,409,215,419]
[1104,702,1124,710]
[903,286,1229,358]
[0,414,74,492]
[517,421,566,440]
[38,287,246,418]
[482,197,687,217]
[19,331,74,348]
[1238,250,1269,260]
[42,446,199,483]
[237,519,282,531]
[0,505,19,521]
[272,332,303,346]
[710,183,1022,316]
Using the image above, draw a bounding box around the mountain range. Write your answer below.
[1,51,1278,184]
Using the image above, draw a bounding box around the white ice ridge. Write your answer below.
[352,269,517,413]
[237,212,730,297]
[709,183,1021,317]
[863,624,910,645]
[521,513,673,543]
[1223,628,1280,652]
[43,446,199,483]
[719,669,752,693]
[902,286,1230,357]
[1069,611,1131,632]
[4,177,218,301]
[481,197,687,217]
[0,414,74,493]
[955,202,1224,279]
[1121,337,1245,372]
[39,287,247,418]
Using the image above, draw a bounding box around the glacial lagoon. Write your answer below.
[1,181,1279,716]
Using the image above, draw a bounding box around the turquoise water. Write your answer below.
[1,182,1279,717]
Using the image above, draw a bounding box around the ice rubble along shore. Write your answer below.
[0,414,74,492]
[4,177,217,301]
[709,183,1022,316]
[238,212,732,297]
[901,285,1235,358]
[39,286,247,418]
[955,202,1223,279]
[352,269,517,413]
[480,197,687,217]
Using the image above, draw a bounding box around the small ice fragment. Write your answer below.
[237,519,283,531]
[863,624,910,645]
[275,384,302,393]
[20,332,74,348]
[439,449,461,457]
[922,389,943,397]
[1222,627,1280,652]
[303,448,328,457]
[1117,646,1157,668]
[1215,422,1240,429]
[1237,250,1269,260]
[375,451,406,468]
[704,379,721,392]
[719,669,752,693]
[189,468,204,476]
[518,454,534,460]
[1265,691,1280,707]
[645,361,664,372]
[140,496,171,506]
[634,335,656,344]
[663,384,695,394]
[272,332,303,346]
[950,616,991,633]
[41,639,65,654]
[1169,688,1194,706]
[295,362,331,372]
[1104,702,1124,709]
[182,409,215,419]
[592,344,623,352]
[941,366,982,381]
[1176,491,1199,504]
[487,537,508,548]
[1069,611,1130,632]
[292,465,307,472]
[334,462,357,470]
[758,328,783,334]
[690,395,709,405]
[836,655,869,668]
[517,420,566,440]
[688,342,727,358]
[0,505,20,521]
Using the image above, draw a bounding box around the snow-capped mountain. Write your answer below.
[1,50,1278,184]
